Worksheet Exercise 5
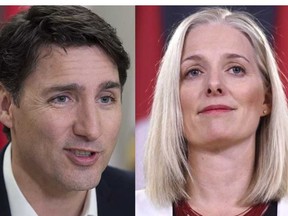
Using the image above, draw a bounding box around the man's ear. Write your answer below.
[0,84,13,129]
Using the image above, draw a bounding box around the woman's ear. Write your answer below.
[0,84,13,128]
[261,87,272,116]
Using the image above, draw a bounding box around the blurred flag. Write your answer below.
[275,6,288,97]
[135,6,163,189]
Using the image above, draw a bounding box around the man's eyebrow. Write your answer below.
[98,81,121,91]
[42,81,121,96]
[42,83,85,95]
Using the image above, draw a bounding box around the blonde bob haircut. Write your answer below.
[144,7,288,206]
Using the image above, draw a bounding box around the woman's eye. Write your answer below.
[186,69,203,78]
[229,66,245,75]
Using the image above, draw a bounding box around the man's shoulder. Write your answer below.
[0,145,12,216]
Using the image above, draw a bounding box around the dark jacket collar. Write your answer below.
[96,174,112,215]
[96,166,135,216]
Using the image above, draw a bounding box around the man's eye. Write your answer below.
[99,96,115,104]
[51,95,71,104]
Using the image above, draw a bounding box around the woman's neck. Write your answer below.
[186,137,256,215]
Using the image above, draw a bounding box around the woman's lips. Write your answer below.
[198,105,235,114]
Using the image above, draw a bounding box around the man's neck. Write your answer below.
[11,152,88,216]
[26,191,87,216]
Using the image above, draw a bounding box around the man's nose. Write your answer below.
[73,100,101,141]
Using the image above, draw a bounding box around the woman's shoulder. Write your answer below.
[136,192,288,215]
[278,194,288,215]
[136,189,173,216]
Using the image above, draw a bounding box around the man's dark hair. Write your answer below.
[0,6,130,140]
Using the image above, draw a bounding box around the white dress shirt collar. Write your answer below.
[3,144,97,216]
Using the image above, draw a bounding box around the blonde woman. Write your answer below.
[136,8,288,216]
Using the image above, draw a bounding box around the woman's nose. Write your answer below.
[207,87,223,95]
[205,72,225,96]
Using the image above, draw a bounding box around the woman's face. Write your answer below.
[180,23,270,150]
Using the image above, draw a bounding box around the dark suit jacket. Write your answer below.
[0,145,135,216]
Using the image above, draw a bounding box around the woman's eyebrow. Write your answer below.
[181,54,204,64]
[181,53,250,64]
[224,53,250,63]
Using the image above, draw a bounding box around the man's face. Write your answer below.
[9,46,122,194]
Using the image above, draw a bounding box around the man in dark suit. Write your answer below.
[0,6,134,216]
